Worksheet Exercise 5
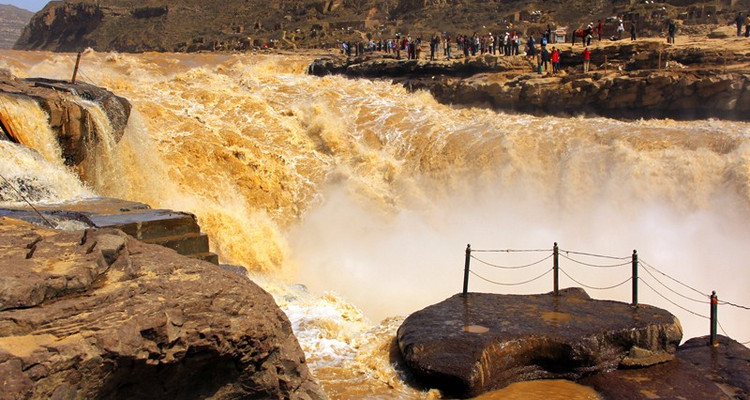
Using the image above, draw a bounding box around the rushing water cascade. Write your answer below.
[1,49,749,399]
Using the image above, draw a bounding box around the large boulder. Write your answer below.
[0,71,131,170]
[396,289,682,398]
[0,217,326,400]
[580,335,750,400]
[678,335,750,398]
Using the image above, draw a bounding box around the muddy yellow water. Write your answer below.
[473,380,600,400]
[1,49,749,399]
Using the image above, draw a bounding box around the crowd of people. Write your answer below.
[340,13,750,74]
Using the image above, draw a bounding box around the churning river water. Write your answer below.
[0,49,748,399]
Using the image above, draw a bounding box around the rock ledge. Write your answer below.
[396,288,682,398]
[0,217,326,400]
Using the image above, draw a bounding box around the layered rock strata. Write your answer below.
[0,217,326,400]
[412,69,750,120]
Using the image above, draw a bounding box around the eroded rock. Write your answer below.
[0,217,326,400]
[396,288,682,398]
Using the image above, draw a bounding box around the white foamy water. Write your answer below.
[0,140,93,205]
[1,49,749,399]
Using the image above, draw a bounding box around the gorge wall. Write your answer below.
[0,5,32,49]
[14,0,750,52]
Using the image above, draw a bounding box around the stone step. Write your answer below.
[1,197,220,265]
[89,210,201,241]
[142,232,210,256]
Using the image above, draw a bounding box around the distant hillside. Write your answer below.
[13,0,750,52]
[0,4,33,49]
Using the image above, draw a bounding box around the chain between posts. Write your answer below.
[461,244,742,347]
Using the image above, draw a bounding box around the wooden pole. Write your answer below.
[71,52,82,84]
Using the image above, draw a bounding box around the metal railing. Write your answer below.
[461,243,749,347]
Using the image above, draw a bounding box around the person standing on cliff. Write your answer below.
[395,34,401,59]
[430,35,438,61]
[630,22,637,40]
[736,13,744,37]
[667,20,676,44]
[597,20,604,41]
[745,14,750,37]
[617,20,625,40]
[540,45,550,73]
[582,47,591,73]
[444,34,452,60]
[551,46,560,74]
[526,35,536,58]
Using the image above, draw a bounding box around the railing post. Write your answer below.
[462,244,471,297]
[553,242,559,295]
[710,291,718,347]
[71,52,82,84]
[632,250,638,307]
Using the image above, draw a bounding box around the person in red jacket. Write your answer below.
[551,46,560,74]
[582,47,591,73]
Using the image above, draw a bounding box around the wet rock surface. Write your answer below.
[0,217,326,400]
[678,335,750,399]
[308,53,529,78]
[581,335,750,400]
[0,70,131,167]
[580,357,732,400]
[396,289,682,398]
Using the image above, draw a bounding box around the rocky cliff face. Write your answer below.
[15,0,750,52]
[419,68,750,120]
[0,70,131,179]
[0,4,32,49]
[14,0,399,52]
[0,217,326,400]
[309,40,750,120]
